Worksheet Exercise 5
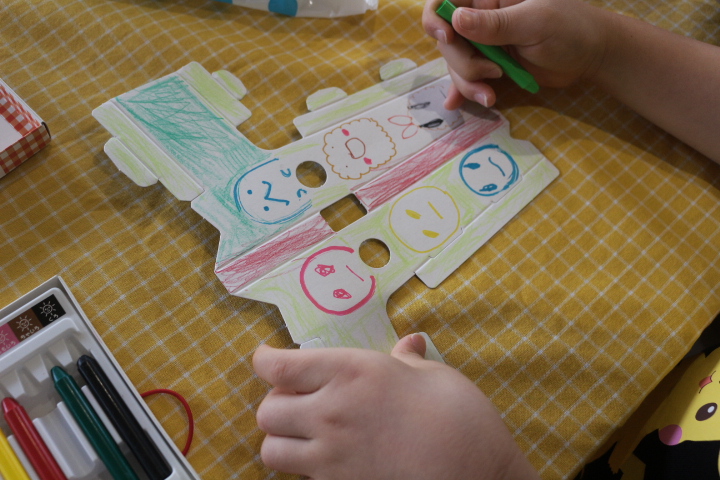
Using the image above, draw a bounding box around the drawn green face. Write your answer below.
[234,158,312,225]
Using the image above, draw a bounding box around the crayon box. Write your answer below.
[0,276,201,479]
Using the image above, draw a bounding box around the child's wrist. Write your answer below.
[579,5,618,85]
[589,6,642,91]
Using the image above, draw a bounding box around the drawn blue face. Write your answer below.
[234,158,312,224]
[459,145,519,197]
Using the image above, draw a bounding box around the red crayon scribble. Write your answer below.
[355,115,504,211]
[216,215,334,293]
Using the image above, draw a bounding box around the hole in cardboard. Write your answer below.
[296,161,327,188]
[359,238,390,268]
[320,194,367,232]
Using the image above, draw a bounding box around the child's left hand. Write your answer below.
[253,334,539,480]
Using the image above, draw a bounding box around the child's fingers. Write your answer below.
[423,0,456,43]
[437,38,504,81]
[453,2,544,47]
[260,435,315,475]
[256,390,313,438]
[253,345,336,393]
[448,67,497,107]
[423,0,482,43]
[443,83,466,110]
[390,334,427,366]
[471,0,526,10]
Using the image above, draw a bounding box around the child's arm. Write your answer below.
[422,0,720,163]
[253,335,540,480]
[593,11,720,162]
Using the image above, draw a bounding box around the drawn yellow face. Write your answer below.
[389,186,460,253]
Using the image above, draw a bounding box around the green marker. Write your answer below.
[51,367,139,480]
[435,0,540,94]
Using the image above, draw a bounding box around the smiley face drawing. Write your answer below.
[323,118,397,180]
[300,245,377,316]
[234,158,312,224]
[389,186,460,253]
[459,144,520,197]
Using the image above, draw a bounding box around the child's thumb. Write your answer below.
[453,4,535,47]
[391,334,427,364]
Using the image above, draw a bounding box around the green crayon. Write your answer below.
[51,367,139,480]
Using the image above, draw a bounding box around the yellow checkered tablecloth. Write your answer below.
[1,0,719,478]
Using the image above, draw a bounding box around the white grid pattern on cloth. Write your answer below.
[1,0,719,478]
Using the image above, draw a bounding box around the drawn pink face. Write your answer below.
[300,246,377,315]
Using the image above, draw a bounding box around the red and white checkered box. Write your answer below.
[0,79,51,179]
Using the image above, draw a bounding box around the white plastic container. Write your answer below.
[217,0,378,17]
[0,277,200,480]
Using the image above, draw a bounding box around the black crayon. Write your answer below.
[77,355,172,480]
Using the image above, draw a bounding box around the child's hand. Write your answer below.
[422,0,611,108]
[253,335,539,480]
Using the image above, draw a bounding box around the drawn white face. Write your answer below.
[407,83,462,132]
[389,187,460,253]
[235,158,312,224]
[459,145,519,197]
[300,246,377,316]
[323,118,397,180]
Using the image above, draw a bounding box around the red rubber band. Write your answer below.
[141,388,194,456]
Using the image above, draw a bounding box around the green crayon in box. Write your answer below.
[52,366,139,480]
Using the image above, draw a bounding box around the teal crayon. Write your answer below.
[51,367,139,480]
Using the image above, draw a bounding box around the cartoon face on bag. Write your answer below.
[234,158,312,224]
[300,246,377,315]
[652,348,720,446]
[459,144,520,197]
